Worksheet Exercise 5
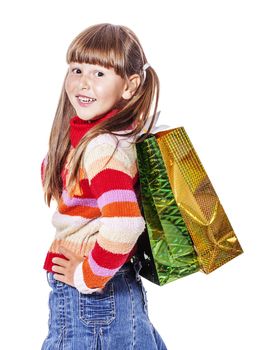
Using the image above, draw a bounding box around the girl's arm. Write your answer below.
[73,133,146,293]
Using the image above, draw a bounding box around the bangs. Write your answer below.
[66,24,126,77]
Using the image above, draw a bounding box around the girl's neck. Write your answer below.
[69,109,119,148]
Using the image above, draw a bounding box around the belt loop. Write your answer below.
[46,271,51,284]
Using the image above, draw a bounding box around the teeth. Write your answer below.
[78,96,96,103]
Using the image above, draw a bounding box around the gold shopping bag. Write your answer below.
[156,127,243,273]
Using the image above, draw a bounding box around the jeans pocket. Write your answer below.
[78,282,115,326]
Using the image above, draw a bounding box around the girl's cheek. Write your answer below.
[65,76,71,91]
[94,81,108,93]
[66,75,79,88]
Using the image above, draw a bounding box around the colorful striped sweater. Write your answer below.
[41,110,146,293]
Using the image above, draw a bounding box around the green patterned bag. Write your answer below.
[135,135,200,286]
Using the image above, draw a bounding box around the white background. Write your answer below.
[0,0,264,349]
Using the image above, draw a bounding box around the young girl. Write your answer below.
[41,23,168,349]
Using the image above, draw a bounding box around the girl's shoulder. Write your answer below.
[85,131,136,152]
[83,131,137,169]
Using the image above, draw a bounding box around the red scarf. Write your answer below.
[69,109,119,148]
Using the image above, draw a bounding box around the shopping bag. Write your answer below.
[135,127,243,285]
[135,134,200,286]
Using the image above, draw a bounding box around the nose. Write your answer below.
[80,75,90,90]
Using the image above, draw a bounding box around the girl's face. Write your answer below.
[65,62,130,121]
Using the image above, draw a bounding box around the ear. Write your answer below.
[122,74,141,100]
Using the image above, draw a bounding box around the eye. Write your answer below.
[71,68,81,74]
[95,71,104,77]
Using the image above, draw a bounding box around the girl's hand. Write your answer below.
[52,246,84,287]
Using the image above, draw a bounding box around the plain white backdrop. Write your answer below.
[0,0,264,349]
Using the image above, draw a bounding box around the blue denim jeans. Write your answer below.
[41,258,168,349]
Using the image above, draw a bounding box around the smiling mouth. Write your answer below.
[76,96,96,107]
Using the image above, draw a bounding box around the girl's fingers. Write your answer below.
[54,273,74,287]
[52,257,68,267]
[52,265,65,274]
[53,273,65,283]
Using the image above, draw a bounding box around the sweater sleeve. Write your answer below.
[73,134,146,292]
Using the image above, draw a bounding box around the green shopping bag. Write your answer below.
[135,134,200,286]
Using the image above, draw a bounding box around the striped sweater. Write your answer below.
[42,110,146,293]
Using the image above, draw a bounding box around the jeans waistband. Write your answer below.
[117,256,142,280]
[46,257,143,283]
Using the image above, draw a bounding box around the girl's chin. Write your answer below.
[76,114,103,122]
[75,111,97,119]
[77,110,111,121]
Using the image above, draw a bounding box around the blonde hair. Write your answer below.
[43,23,160,206]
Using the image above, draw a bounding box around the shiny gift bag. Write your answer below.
[135,127,243,286]
[135,133,200,286]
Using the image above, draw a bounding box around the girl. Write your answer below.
[41,23,168,349]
